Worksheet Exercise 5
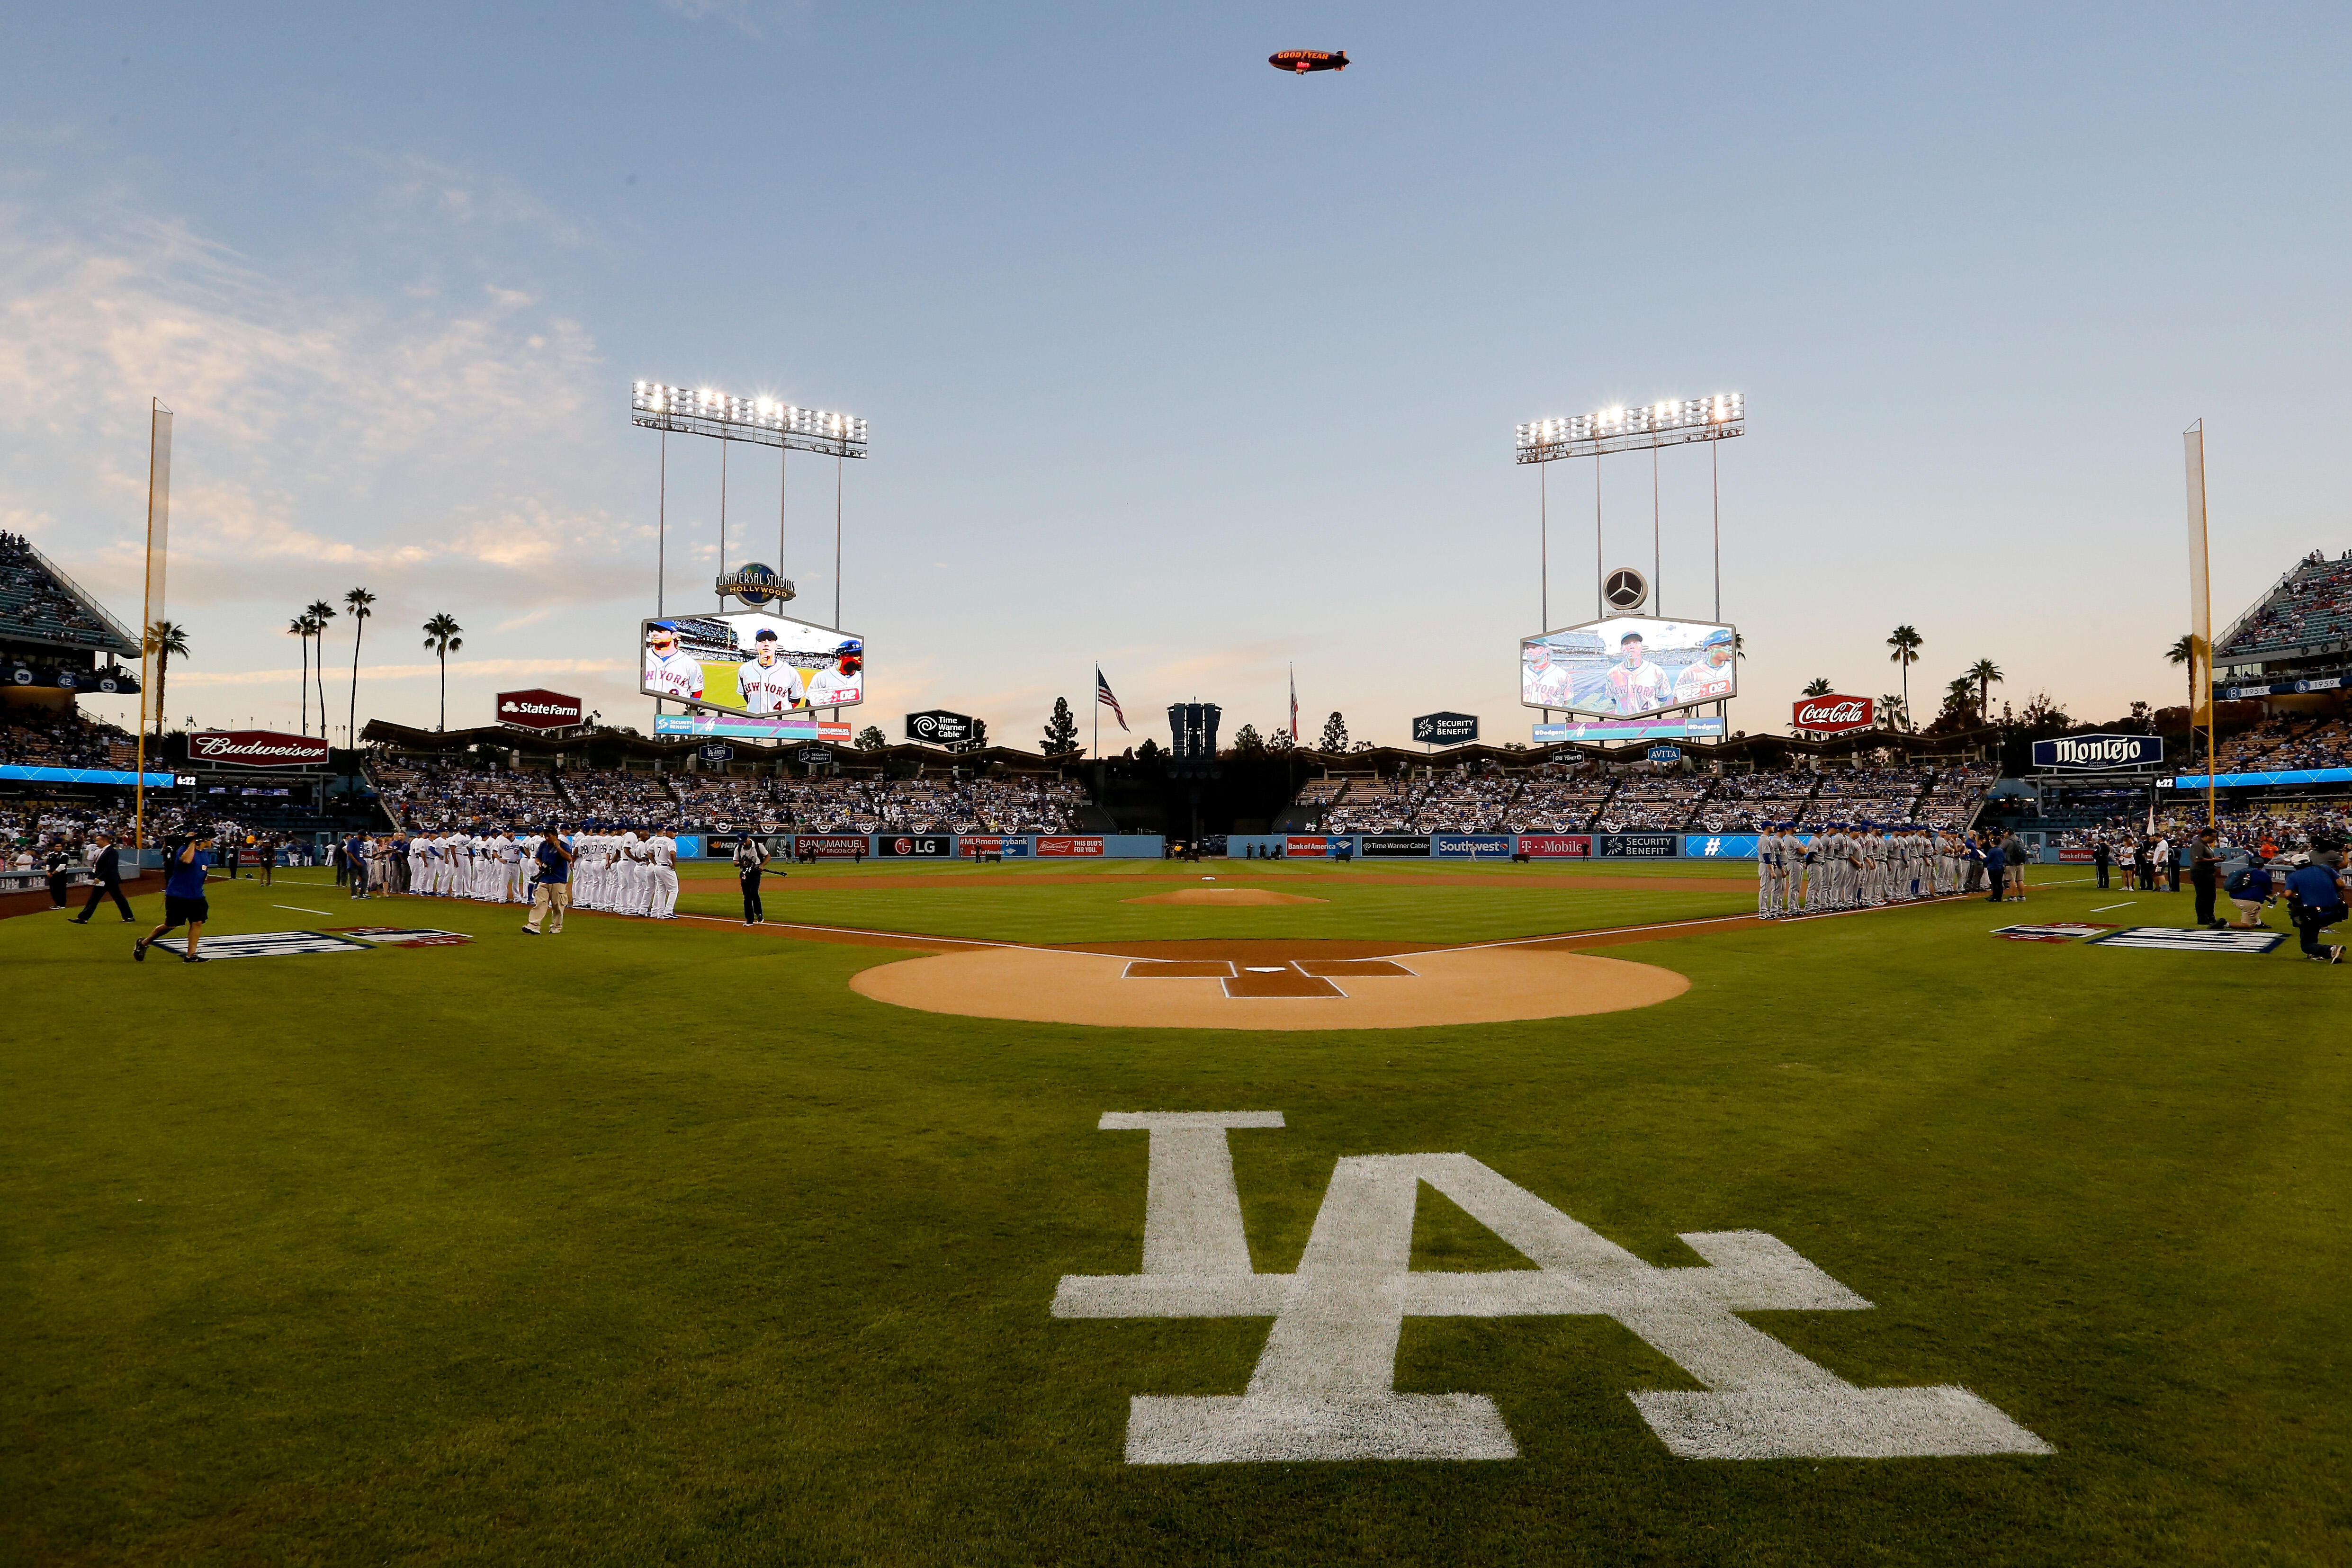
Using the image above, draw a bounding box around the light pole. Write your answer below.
[631,380,867,628]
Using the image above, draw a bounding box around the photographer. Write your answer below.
[133,832,215,965]
[735,833,776,926]
[2282,841,2348,964]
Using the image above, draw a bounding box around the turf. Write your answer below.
[677,858,1764,944]
[7,867,2349,1565]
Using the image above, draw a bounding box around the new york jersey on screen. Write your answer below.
[644,648,705,701]
[801,667,861,707]
[736,658,802,714]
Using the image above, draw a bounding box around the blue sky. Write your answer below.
[5,2,2346,746]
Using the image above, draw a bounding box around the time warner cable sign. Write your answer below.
[2032,734,2163,771]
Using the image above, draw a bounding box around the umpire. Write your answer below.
[69,831,135,923]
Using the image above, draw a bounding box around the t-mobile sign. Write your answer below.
[496,689,584,730]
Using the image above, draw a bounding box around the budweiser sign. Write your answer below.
[188,730,332,768]
[495,688,584,730]
[1791,695,1875,734]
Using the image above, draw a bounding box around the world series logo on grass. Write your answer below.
[1054,1112,2050,1464]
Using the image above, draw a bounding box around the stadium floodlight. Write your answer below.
[1515,393,1743,463]
[631,381,867,458]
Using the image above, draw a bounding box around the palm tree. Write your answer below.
[342,587,376,749]
[2164,633,2201,715]
[1886,625,1922,729]
[422,613,464,731]
[145,620,189,747]
[1802,677,1834,697]
[1968,659,2003,719]
[287,615,312,734]
[306,599,337,730]
[1945,674,1976,720]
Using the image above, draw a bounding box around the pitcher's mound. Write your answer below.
[850,944,1686,1030]
[1122,888,1328,907]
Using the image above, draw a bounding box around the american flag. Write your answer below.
[1095,666,1129,732]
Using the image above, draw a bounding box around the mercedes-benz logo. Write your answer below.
[1604,567,1648,611]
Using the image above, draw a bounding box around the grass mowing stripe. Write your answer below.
[7,866,2346,1564]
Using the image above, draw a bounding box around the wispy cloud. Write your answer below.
[175,656,627,688]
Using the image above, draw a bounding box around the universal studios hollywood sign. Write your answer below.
[2032,734,2163,771]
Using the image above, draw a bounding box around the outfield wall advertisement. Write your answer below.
[642,611,862,717]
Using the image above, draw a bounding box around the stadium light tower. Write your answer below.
[1515,393,1744,624]
[630,381,868,624]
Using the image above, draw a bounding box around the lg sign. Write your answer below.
[1792,695,1875,734]
[188,730,331,769]
[496,689,584,731]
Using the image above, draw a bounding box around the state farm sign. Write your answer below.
[188,730,332,769]
[1792,695,1876,734]
[496,689,584,731]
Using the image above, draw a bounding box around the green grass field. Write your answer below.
[9,863,2349,1565]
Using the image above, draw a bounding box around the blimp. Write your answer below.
[1269,49,1347,74]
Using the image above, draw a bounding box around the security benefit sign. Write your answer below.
[1052,1112,2053,1463]
[2032,734,2164,771]
[1410,712,1480,745]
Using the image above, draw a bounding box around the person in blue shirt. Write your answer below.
[523,826,575,935]
[2283,854,2347,962]
[1981,833,2007,903]
[134,832,216,964]
[342,833,371,899]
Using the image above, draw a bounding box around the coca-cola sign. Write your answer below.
[1791,695,1876,734]
[188,730,332,769]
[496,689,584,730]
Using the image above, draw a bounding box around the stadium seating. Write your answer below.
[2217,549,2352,659]
[0,532,135,653]
[0,710,137,770]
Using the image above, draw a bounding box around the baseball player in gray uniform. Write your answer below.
[1756,827,1780,917]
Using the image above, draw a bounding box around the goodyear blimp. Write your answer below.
[1269,49,1347,74]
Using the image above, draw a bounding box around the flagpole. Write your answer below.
[1093,664,1099,760]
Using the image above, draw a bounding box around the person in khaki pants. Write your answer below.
[523,827,576,935]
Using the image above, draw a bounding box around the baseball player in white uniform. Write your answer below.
[644,622,705,705]
[735,630,802,715]
[1672,628,1736,708]
[1755,826,1779,917]
[799,638,862,710]
[647,830,680,918]
[1603,632,1673,715]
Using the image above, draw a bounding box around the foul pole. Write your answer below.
[134,399,171,855]
[2183,421,2216,828]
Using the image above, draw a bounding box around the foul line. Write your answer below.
[274,904,334,915]
[661,890,1983,965]
[2090,901,2137,913]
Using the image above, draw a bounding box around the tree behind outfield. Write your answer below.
[1042,697,1080,756]
[1230,724,1263,754]
[856,726,887,750]
[1317,711,1347,752]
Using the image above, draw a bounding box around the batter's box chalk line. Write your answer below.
[1053,1111,2052,1464]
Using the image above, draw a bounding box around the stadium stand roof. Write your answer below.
[2217,548,2352,664]
[0,534,138,657]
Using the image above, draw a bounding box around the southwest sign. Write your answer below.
[1792,695,1874,734]
[2031,734,2163,771]
[187,730,332,769]
[1410,711,1480,745]
[496,689,584,731]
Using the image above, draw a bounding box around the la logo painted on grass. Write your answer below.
[1054,1112,2051,1464]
